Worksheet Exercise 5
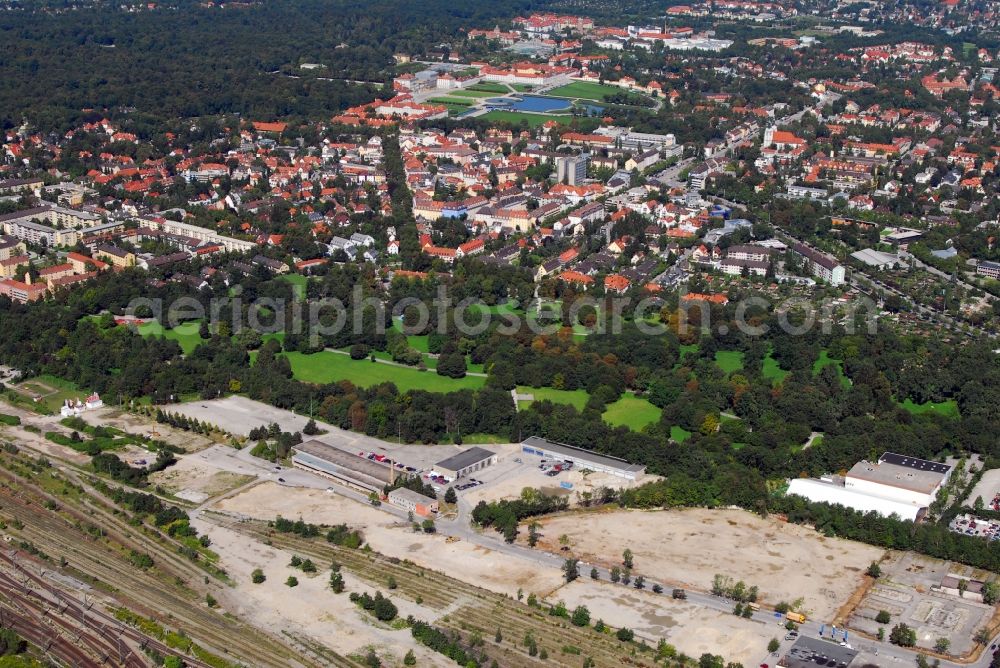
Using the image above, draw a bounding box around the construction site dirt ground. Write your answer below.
[529,507,886,620]
[191,518,446,667]
[149,455,255,502]
[0,400,214,459]
[212,482,566,597]
[0,421,90,465]
[89,407,217,452]
[208,484,769,665]
[848,551,993,656]
[551,579,769,665]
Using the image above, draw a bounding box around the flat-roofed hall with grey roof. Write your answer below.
[521,436,645,479]
[292,439,393,493]
[778,635,857,668]
[435,447,497,478]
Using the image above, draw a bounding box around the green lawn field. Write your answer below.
[602,394,661,430]
[671,425,692,442]
[548,81,622,101]
[714,350,744,374]
[518,386,662,431]
[429,97,475,107]
[762,353,789,382]
[138,320,204,355]
[390,319,431,353]
[517,386,589,411]
[278,274,308,301]
[440,432,509,445]
[468,82,509,93]
[814,350,850,387]
[444,89,497,98]
[899,398,959,418]
[280,350,485,392]
[467,301,522,316]
[11,374,89,414]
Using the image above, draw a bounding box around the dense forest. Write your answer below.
[0,0,548,129]
[1,261,997,478]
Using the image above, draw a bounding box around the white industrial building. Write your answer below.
[387,487,438,517]
[787,478,924,522]
[845,452,951,507]
[850,248,900,269]
[292,440,393,494]
[787,452,952,522]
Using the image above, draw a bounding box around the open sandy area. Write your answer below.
[214,482,565,597]
[149,454,255,501]
[531,507,885,619]
[0,421,91,465]
[192,518,444,666]
[0,403,92,464]
[0,400,214,466]
[553,579,768,665]
[461,464,647,507]
[90,407,217,452]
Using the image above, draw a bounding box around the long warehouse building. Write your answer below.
[520,436,646,480]
[787,452,952,522]
[292,439,393,494]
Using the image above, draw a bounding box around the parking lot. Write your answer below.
[949,513,1000,541]
[848,552,992,656]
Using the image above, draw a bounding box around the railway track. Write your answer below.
[0,466,321,668]
[0,565,143,666]
[0,549,216,668]
[231,519,644,668]
[0,601,100,666]
[0,441,639,667]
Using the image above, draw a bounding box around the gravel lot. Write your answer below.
[967,468,1000,510]
[530,507,885,620]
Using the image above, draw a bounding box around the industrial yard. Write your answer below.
[214,481,568,597]
[526,507,886,620]
[847,552,995,656]
[1,394,995,667]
